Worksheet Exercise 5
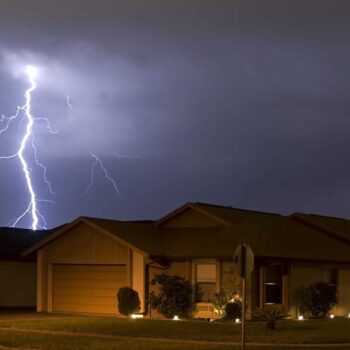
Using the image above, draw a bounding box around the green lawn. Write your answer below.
[0,314,349,349]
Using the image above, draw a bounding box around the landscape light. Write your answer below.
[130,314,143,319]
[298,315,304,320]
[235,318,240,324]
[330,314,334,319]
[173,315,179,321]
[348,313,350,318]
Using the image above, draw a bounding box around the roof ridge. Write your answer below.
[294,212,350,222]
[194,202,283,216]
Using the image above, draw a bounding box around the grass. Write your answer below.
[0,330,347,350]
[0,314,350,349]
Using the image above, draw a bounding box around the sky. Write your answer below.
[1,0,350,228]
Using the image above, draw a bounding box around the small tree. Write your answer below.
[254,308,288,330]
[303,282,337,318]
[150,274,194,318]
[117,287,141,316]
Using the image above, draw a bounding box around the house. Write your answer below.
[22,202,350,318]
[0,227,50,308]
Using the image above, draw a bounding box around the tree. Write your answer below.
[303,282,337,318]
[150,274,194,318]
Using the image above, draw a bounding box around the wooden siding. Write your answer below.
[45,222,128,264]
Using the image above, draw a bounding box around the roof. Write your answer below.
[21,202,350,264]
[292,213,350,244]
[159,203,350,262]
[0,227,52,260]
[86,217,163,256]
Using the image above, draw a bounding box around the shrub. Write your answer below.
[150,274,194,318]
[212,289,242,319]
[225,302,242,320]
[254,308,288,330]
[302,282,337,318]
[117,287,141,316]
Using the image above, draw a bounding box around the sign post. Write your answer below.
[233,243,254,350]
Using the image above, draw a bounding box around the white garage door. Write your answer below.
[52,264,127,314]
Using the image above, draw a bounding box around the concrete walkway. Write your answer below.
[0,326,350,348]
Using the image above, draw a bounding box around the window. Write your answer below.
[321,268,337,287]
[196,264,216,302]
[264,265,283,304]
[322,268,338,302]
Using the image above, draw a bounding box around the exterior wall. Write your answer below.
[132,250,145,312]
[221,261,242,293]
[289,263,350,317]
[333,268,350,316]
[221,261,253,319]
[289,265,323,317]
[162,208,221,228]
[0,261,36,307]
[38,222,132,313]
[148,261,189,318]
[44,223,128,264]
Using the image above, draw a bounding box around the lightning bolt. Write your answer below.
[0,65,56,230]
[66,95,73,109]
[82,150,122,199]
[114,152,144,160]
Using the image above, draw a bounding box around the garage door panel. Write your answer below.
[53,287,118,297]
[54,265,125,272]
[54,295,116,305]
[52,264,126,314]
[54,270,126,281]
[53,303,117,314]
[53,278,124,289]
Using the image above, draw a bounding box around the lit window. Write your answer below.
[264,265,282,304]
[196,264,216,302]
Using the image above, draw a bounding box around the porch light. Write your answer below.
[235,318,240,324]
[298,315,304,320]
[131,314,143,319]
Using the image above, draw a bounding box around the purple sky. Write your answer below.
[1,0,350,228]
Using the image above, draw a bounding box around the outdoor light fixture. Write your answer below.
[131,314,143,319]
[173,315,179,321]
[348,313,350,318]
[298,315,304,320]
[235,318,240,324]
[330,314,335,319]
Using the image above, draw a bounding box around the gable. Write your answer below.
[160,207,225,228]
[44,222,129,264]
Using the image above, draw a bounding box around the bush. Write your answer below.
[212,289,241,318]
[303,282,337,318]
[150,274,194,318]
[117,287,141,316]
[225,302,242,320]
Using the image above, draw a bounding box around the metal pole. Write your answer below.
[241,276,246,350]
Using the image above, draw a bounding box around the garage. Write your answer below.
[52,264,127,314]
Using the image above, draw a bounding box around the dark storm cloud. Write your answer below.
[1,0,350,228]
